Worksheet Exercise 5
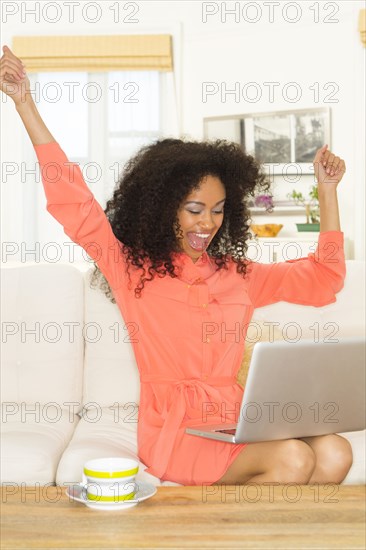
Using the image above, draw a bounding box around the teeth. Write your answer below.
[195,233,210,238]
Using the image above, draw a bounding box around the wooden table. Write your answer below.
[1,484,365,549]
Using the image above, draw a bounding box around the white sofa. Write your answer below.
[1,260,365,487]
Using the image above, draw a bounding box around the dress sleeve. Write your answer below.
[246,231,346,308]
[34,141,128,291]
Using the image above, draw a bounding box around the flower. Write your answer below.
[253,193,275,213]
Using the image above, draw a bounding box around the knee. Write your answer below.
[316,435,353,483]
[273,439,316,483]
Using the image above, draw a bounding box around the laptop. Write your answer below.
[185,337,366,443]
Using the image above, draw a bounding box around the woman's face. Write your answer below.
[175,175,226,263]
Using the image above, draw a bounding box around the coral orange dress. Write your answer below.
[34,142,346,485]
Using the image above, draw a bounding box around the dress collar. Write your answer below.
[171,251,216,283]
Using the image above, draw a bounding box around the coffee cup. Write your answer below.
[82,457,139,503]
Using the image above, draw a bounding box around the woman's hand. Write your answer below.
[0,45,30,106]
[1,44,55,144]
[313,144,346,190]
[313,144,344,232]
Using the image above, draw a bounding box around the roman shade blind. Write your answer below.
[12,34,173,72]
[359,9,366,46]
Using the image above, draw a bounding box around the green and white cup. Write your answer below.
[83,457,139,503]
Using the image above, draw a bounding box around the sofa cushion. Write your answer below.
[252,260,365,339]
[56,407,181,487]
[82,270,140,408]
[337,430,366,485]
[1,263,84,412]
[0,410,79,485]
[237,320,284,388]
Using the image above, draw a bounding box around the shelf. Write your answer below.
[249,234,320,240]
[249,206,306,216]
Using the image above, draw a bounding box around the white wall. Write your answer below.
[1,1,365,259]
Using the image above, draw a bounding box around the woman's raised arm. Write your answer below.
[1,44,129,293]
[0,45,56,145]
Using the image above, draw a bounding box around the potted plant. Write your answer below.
[287,185,320,232]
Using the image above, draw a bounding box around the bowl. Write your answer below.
[250,224,283,237]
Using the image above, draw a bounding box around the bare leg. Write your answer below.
[214,434,353,486]
[213,438,316,485]
[298,434,353,484]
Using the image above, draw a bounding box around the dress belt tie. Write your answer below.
[140,375,237,479]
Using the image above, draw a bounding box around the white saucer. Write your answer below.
[66,480,157,511]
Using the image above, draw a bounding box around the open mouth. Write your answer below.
[186,232,212,251]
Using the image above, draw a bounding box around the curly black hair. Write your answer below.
[89,138,271,302]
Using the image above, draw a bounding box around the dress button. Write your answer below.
[202,303,207,308]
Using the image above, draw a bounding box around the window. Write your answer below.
[27,70,165,264]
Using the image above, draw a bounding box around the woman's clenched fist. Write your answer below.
[0,45,30,105]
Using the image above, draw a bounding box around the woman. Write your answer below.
[0,45,353,486]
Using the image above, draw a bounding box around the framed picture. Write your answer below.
[204,108,331,175]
